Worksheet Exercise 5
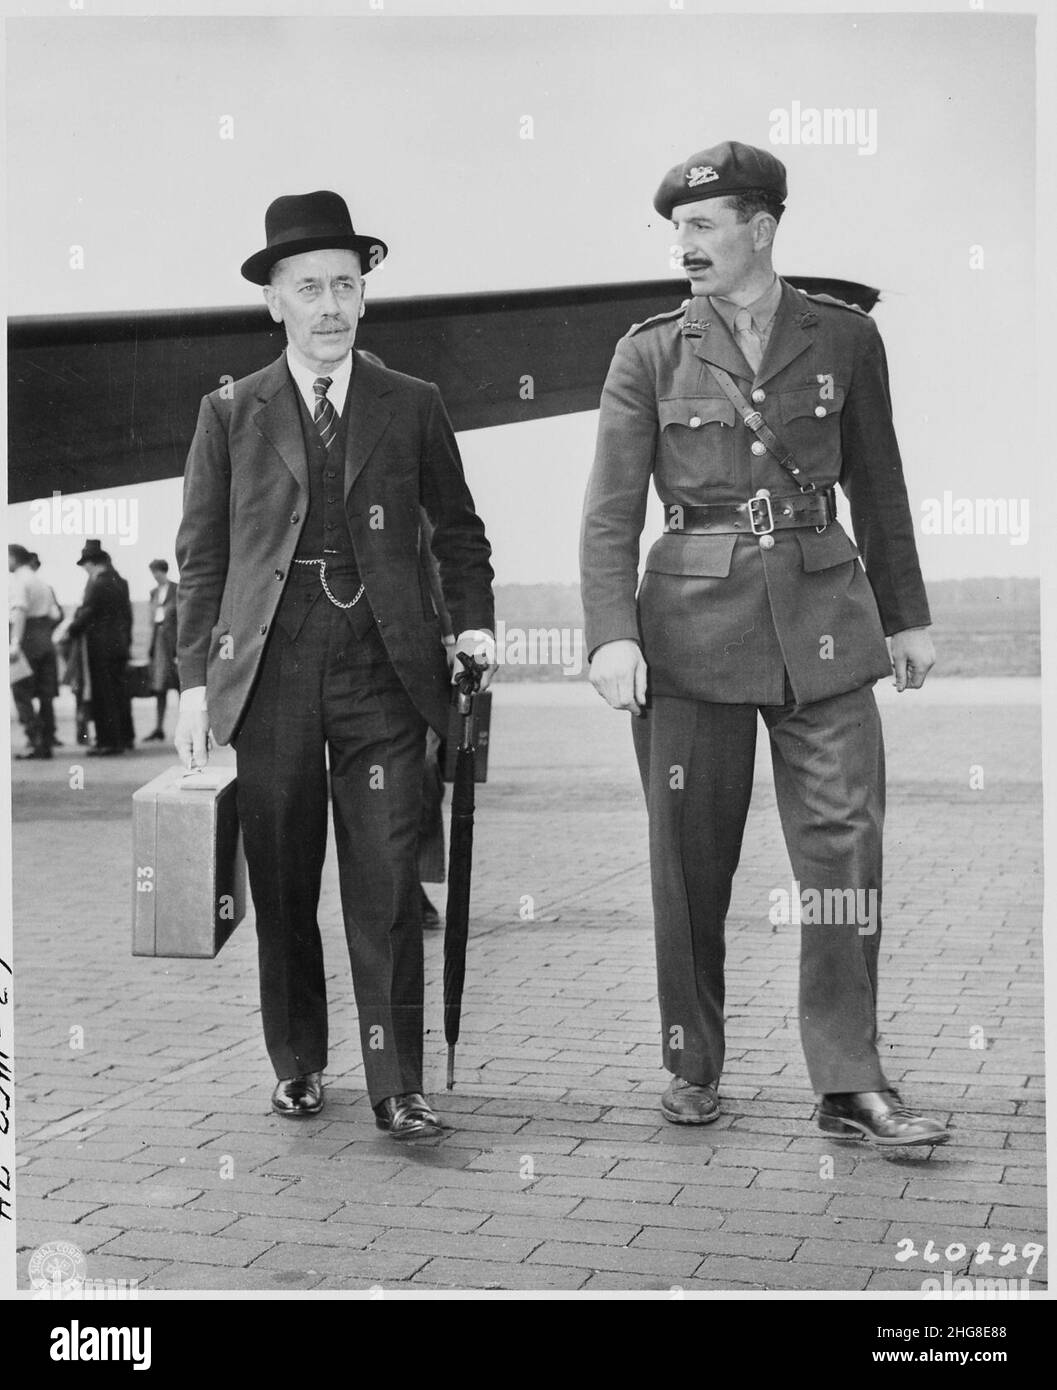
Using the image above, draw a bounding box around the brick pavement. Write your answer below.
[9,679,1046,1293]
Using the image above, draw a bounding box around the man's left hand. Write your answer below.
[451,629,496,691]
[890,627,935,692]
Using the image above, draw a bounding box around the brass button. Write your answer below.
[814,405,827,418]
[751,388,766,404]
[290,512,300,524]
[758,534,775,550]
[751,441,766,456]
[689,415,702,428]
[274,569,284,581]
[258,623,268,635]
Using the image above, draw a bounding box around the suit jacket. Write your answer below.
[176,352,494,743]
[580,280,930,706]
[66,566,133,661]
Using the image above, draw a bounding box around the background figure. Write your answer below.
[144,558,179,742]
[27,553,64,748]
[9,543,61,759]
[65,539,134,756]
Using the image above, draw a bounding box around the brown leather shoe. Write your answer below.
[661,1076,721,1125]
[818,1090,950,1146]
[271,1071,324,1117]
[374,1092,446,1139]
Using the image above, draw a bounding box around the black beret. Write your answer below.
[654,140,787,219]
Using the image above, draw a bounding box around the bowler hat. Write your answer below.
[77,539,110,567]
[241,190,389,285]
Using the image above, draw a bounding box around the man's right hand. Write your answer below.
[589,639,649,716]
[174,686,211,768]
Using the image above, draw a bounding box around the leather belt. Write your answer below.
[663,488,836,536]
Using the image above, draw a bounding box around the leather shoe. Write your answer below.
[271,1071,324,1117]
[421,888,441,930]
[661,1076,721,1125]
[143,729,166,743]
[15,747,52,760]
[818,1090,950,1146]
[374,1092,446,1139]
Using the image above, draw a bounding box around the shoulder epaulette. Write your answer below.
[802,291,869,317]
[626,302,689,337]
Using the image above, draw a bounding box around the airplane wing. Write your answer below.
[7,277,878,504]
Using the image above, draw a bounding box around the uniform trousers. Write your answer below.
[232,569,428,1106]
[631,680,890,1096]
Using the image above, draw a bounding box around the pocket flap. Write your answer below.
[780,385,846,422]
[796,523,860,572]
[658,397,736,430]
[644,533,738,577]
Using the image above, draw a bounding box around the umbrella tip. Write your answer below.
[446,1046,455,1091]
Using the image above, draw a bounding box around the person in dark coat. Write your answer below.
[143,559,179,742]
[174,191,495,1136]
[65,540,134,756]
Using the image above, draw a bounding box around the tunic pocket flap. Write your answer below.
[780,385,846,421]
[658,397,736,431]
[796,524,860,572]
[644,533,738,578]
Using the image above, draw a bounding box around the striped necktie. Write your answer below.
[312,376,339,450]
[733,308,763,375]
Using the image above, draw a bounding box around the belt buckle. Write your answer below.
[748,493,775,535]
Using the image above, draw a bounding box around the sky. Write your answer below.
[4,8,1037,602]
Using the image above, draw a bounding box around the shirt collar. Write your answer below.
[709,274,782,335]
[285,348,354,416]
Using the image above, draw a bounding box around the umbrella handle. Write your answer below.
[453,650,488,711]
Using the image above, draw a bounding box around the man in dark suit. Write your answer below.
[175,191,495,1138]
[143,559,179,742]
[580,142,949,1146]
[65,540,134,756]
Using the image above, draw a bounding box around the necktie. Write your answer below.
[733,308,763,375]
[312,377,338,450]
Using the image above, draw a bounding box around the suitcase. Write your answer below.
[131,764,247,958]
[442,689,492,783]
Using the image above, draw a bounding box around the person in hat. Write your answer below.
[580,141,949,1147]
[8,543,61,759]
[143,559,179,742]
[65,540,134,756]
[174,190,495,1137]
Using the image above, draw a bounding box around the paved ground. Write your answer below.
[10,678,1046,1294]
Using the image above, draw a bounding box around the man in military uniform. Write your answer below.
[580,141,949,1146]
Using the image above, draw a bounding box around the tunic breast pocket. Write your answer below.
[655,397,737,490]
[778,384,846,475]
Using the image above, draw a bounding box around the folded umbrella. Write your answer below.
[443,651,489,1090]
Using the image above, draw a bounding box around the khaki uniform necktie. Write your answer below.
[734,307,763,375]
